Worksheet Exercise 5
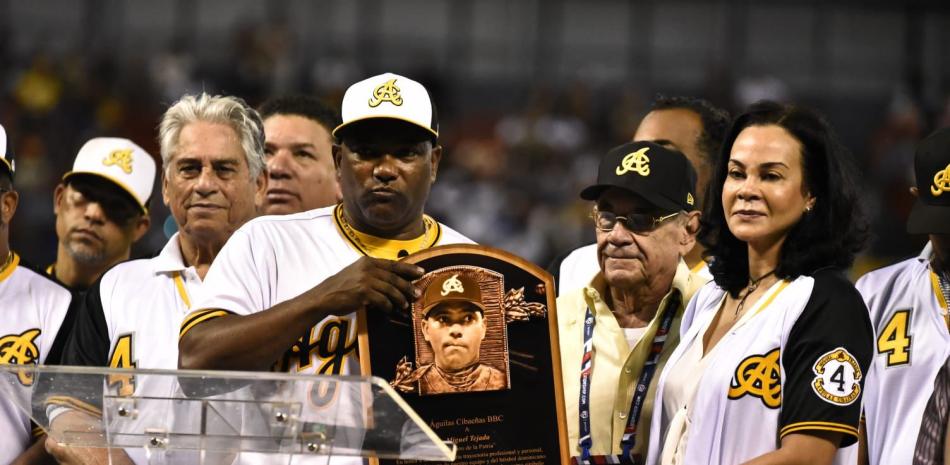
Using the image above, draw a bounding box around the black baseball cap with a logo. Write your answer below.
[579,141,697,212]
[908,128,950,234]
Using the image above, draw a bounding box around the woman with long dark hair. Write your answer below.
[645,101,874,465]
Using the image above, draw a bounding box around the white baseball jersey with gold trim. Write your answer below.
[0,253,71,463]
[645,270,872,465]
[857,257,950,465]
[185,205,473,464]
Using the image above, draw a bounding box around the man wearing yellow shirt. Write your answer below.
[558,141,709,464]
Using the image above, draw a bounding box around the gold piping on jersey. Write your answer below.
[750,281,791,318]
[179,309,234,339]
[333,203,442,260]
[173,271,192,309]
[779,420,859,440]
[0,252,17,282]
[929,270,949,330]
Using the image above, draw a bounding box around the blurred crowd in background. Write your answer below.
[2,0,949,275]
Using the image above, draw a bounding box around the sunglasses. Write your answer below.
[591,208,679,234]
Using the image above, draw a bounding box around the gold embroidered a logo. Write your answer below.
[369,78,403,107]
[103,149,134,174]
[728,348,781,409]
[441,274,464,296]
[932,163,950,196]
[0,329,41,385]
[616,147,651,177]
[687,192,695,206]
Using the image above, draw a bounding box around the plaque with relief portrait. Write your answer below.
[359,244,568,465]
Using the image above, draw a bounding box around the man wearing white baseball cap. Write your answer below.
[48,137,155,291]
[179,71,471,464]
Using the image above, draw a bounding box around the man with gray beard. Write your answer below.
[48,138,155,291]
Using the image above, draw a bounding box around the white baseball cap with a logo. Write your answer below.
[332,72,439,142]
[63,137,156,213]
[0,123,13,177]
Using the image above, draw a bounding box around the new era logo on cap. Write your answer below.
[0,123,13,177]
[63,137,157,213]
[333,72,439,142]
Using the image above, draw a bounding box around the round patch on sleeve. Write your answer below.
[811,347,862,406]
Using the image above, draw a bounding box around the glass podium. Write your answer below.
[0,364,457,464]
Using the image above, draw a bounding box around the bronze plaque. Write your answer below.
[360,244,569,465]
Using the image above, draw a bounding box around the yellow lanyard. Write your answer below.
[172,271,192,309]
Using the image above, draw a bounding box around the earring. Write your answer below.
[804,205,813,213]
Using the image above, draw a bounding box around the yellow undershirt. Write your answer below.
[333,204,442,260]
[0,252,18,282]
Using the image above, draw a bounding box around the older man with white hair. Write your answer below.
[46,93,266,464]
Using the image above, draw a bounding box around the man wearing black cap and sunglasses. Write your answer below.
[856,127,950,465]
[557,141,707,464]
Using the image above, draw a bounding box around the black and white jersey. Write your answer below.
[646,269,873,465]
[58,234,203,464]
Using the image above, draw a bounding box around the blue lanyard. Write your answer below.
[576,296,678,465]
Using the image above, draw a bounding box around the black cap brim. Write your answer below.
[579,184,684,212]
[907,198,950,234]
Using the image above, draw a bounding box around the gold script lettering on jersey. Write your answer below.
[273,316,357,408]
[616,147,651,177]
[728,348,782,408]
[103,149,135,174]
[369,79,403,107]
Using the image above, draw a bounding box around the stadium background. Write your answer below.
[2,0,949,274]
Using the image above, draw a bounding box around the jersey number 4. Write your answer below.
[108,334,137,396]
[877,310,911,367]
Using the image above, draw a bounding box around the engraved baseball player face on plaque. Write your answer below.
[360,244,569,465]
[414,270,508,395]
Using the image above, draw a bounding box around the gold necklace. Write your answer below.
[735,269,776,317]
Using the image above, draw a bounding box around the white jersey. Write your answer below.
[557,244,599,296]
[185,205,473,464]
[856,257,950,465]
[645,270,872,465]
[557,243,712,297]
[0,253,72,463]
[60,234,204,464]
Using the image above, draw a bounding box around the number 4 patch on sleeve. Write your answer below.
[811,348,862,406]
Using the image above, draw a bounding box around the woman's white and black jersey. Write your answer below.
[646,269,873,465]
[857,257,950,465]
[0,253,72,463]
